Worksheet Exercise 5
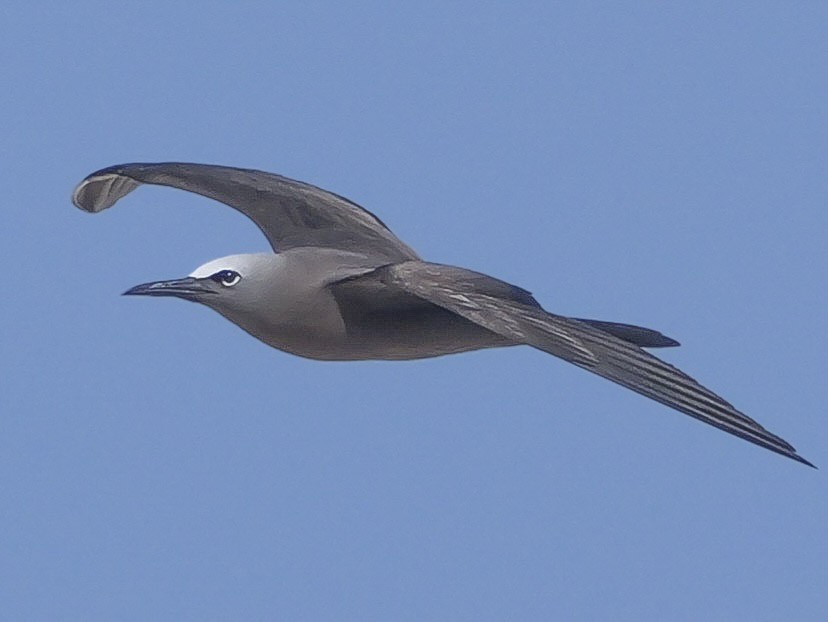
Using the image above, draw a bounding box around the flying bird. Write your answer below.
[73,162,812,467]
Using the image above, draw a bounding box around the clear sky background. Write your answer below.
[1,2,826,620]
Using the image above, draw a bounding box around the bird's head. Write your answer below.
[121,250,345,355]
[123,253,280,315]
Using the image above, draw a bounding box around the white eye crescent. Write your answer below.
[210,270,242,287]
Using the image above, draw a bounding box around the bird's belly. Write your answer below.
[309,307,515,361]
[236,288,515,361]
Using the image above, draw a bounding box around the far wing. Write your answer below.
[72,162,419,262]
[380,261,812,466]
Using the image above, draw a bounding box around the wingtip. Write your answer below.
[72,167,141,213]
[793,454,817,469]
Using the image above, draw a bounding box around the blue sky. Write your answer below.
[1,2,826,620]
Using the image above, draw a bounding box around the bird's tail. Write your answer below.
[573,319,680,348]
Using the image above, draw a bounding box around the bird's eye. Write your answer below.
[210,270,242,287]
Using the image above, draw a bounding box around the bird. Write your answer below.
[73,162,812,467]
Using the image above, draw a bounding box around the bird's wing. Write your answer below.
[378,261,812,466]
[72,162,420,262]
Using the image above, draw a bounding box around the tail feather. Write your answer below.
[574,319,680,348]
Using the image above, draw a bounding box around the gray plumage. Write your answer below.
[73,162,812,467]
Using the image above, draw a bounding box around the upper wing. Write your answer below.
[72,162,420,262]
[380,261,812,467]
